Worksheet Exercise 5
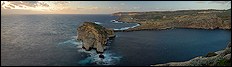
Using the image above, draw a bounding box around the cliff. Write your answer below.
[113,9,231,32]
[151,42,231,66]
[77,22,115,53]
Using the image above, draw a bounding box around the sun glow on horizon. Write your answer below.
[1,1,231,14]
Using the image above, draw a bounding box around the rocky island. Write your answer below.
[113,9,231,32]
[77,22,115,53]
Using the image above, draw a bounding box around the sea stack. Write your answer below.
[77,22,115,53]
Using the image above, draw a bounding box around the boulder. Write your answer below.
[99,54,105,59]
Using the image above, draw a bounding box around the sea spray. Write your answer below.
[76,38,122,65]
[111,20,141,31]
[78,50,122,65]
[94,21,102,24]
[114,24,141,30]
[111,20,124,23]
[58,36,122,65]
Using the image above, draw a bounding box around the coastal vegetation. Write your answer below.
[113,9,231,32]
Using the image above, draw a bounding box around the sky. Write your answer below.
[1,1,231,14]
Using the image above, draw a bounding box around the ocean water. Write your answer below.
[1,14,231,66]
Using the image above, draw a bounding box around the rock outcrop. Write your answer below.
[77,22,115,53]
[151,42,231,66]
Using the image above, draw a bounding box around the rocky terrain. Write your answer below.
[151,42,231,66]
[113,9,231,32]
[77,22,115,53]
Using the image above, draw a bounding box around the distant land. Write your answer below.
[113,9,231,32]
[112,9,231,66]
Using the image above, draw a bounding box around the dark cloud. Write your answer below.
[1,1,5,6]
[8,4,15,8]
[39,2,49,7]
[7,1,50,8]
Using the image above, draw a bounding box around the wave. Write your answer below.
[94,21,102,24]
[114,24,140,31]
[58,36,122,65]
[78,50,122,65]
[76,39,122,65]
[111,20,124,23]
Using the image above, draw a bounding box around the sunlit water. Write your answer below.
[1,14,231,66]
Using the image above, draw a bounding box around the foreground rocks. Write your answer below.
[77,22,115,53]
[152,42,231,66]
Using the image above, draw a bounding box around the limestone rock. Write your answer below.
[223,54,231,60]
[77,22,115,53]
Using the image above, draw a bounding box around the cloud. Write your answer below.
[4,6,11,9]
[53,1,70,6]
[75,6,100,10]
[38,2,49,7]
[8,4,15,8]
[46,1,72,11]
[209,1,231,4]
[1,1,50,10]
[1,1,5,5]
[9,1,48,7]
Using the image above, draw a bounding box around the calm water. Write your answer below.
[1,14,231,66]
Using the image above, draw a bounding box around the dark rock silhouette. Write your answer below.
[99,54,105,59]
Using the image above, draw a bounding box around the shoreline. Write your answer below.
[112,19,231,66]
[151,42,231,66]
[112,9,231,32]
[113,21,231,32]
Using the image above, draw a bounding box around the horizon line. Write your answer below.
[1,8,230,15]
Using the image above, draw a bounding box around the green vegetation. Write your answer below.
[85,22,108,36]
[114,9,231,31]
[216,59,231,66]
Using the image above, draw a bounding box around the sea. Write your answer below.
[1,14,231,66]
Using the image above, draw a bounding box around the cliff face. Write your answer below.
[77,22,115,53]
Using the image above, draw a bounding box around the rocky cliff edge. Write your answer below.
[77,22,115,53]
[152,42,231,66]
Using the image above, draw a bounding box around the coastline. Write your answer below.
[113,21,231,32]
[111,9,231,66]
[112,9,231,32]
[151,42,231,66]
